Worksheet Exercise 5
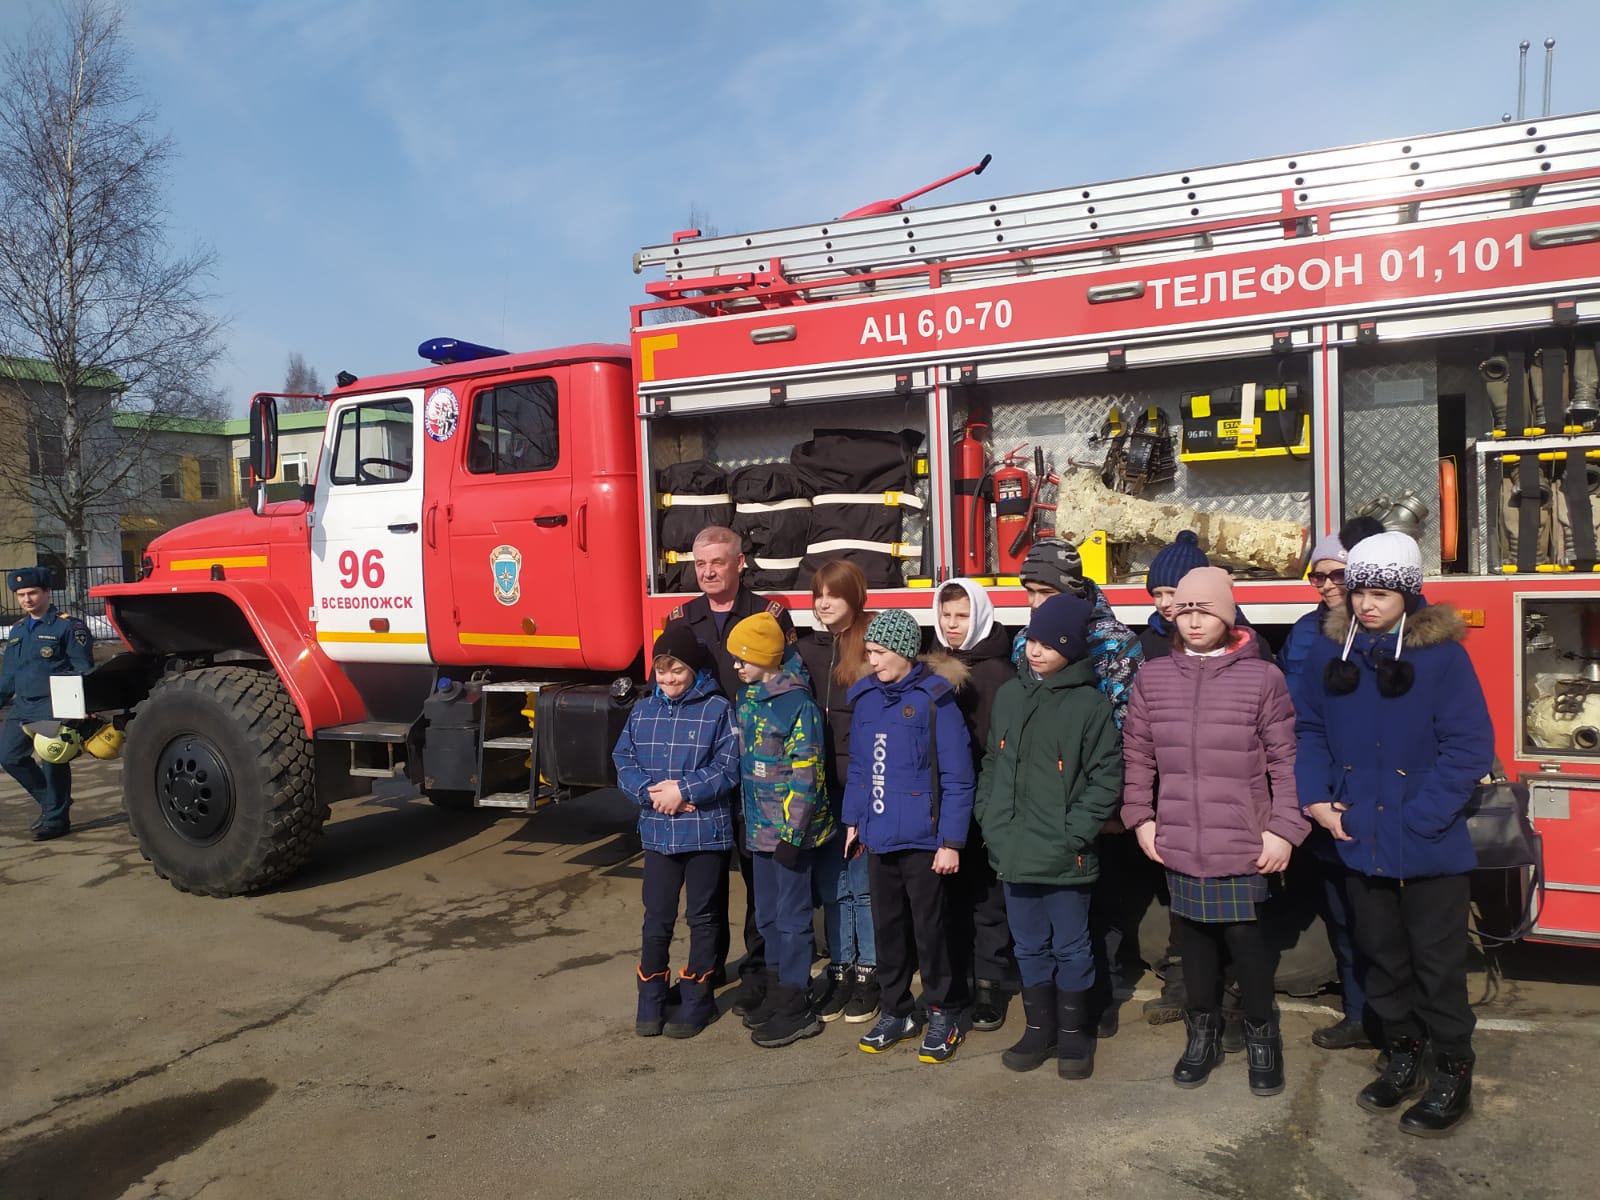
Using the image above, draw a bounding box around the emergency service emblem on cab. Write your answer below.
[490,544,523,605]
[424,387,459,442]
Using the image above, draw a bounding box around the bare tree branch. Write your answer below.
[0,0,226,568]
[645,204,719,326]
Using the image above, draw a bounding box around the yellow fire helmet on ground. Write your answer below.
[23,721,84,764]
[84,722,124,760]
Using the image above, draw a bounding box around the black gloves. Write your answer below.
[772,839,803,870]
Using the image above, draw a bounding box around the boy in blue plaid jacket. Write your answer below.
[614,626,741,1039]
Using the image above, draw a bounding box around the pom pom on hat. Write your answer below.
[865,608,922,663]
[1146,531,1209,593]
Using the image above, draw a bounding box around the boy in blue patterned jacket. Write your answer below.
[613,626,741,1039]
[726,611,835,1050]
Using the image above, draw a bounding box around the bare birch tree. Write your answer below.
[0,0,225,569]
[281,352,324,412]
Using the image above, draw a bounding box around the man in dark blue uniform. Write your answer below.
[1,567,94,841]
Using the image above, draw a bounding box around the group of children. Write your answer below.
[612,524,1492,1136]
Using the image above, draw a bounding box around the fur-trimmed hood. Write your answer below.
[919,649,971,691]
[1320,599,1465,650]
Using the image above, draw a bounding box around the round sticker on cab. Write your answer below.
[425,387,459,442]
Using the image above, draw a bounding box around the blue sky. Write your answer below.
[4,0,1599,412]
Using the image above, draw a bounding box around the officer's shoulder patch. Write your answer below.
[666,605,685,621]
[765,600,784,616]
[72,627,89,647]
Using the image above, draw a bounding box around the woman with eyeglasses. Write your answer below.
[1276,515,1386,1059]
[1278,516,1386,685]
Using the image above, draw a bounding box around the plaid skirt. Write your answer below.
[1167,870,1267,924]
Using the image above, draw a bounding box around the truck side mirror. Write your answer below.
[247,393,279,516]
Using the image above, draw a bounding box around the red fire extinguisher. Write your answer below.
[953,418,991,575]
[993,444,1033,576]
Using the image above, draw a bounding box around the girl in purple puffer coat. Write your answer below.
[1121,566,1307,1097]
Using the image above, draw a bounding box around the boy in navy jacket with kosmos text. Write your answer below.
[843,609,975,1065]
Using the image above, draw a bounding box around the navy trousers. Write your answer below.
[640,849,726,980]
[750,848,815,990]
[1,713,71,829]
[1004,881,1096,991]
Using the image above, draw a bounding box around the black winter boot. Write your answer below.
[971,979,1010,1033]
[1001,984,1057,1072]
[1399,1054,1474,1137]
[1172,1010,1225,1088]
[1244,1019,1285,1096]
[664,970,717,1039]
[730,966,769,1017]
[1056,989,1095,1080]
[1313,1014,1377,1050]
[1357,1036,1428,1114]
[1144,962,1185,1025]
[750,984,824,1048]
[636,966,670,1037]
[740,970,781,1029]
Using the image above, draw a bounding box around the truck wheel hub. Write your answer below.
[155,736,234,844]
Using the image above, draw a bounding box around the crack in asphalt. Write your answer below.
[0,947,423,1142]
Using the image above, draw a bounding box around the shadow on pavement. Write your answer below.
[277,782,641,893]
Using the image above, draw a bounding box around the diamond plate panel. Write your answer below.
[969,360,1313,573]
[1340,350,1441,573]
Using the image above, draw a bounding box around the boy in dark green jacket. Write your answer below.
[975,593,1123,1080]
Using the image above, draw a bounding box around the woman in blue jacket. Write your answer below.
[842,608,975,1065]
[1292,532,1492,1138]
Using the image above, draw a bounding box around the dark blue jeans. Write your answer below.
[1004,881,1095,992]
[1,713,71,829]
[812,837,876,967]
[751,848,815,989]
[640,849,726,980]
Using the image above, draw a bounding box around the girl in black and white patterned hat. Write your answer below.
[1290,530,1493,1137]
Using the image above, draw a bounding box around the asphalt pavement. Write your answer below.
[2,760,1598,1200]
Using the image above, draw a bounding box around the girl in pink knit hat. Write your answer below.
[1121,566,1308,1097]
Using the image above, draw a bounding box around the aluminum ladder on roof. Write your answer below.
[634,110,1600,301]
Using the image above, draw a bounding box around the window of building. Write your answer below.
[281,452,307,485]
[29,427,64,478]
[466,378,559,475]
[199,458,221,500]
[236,458,252,500]
[35,536,65,580]
[329,398,413,486]
[159,462,181,499]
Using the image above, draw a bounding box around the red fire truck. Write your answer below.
[76,111,1600,948]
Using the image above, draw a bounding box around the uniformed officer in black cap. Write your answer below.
[1,567,94,840]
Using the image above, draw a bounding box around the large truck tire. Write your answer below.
[122,666,325,896]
